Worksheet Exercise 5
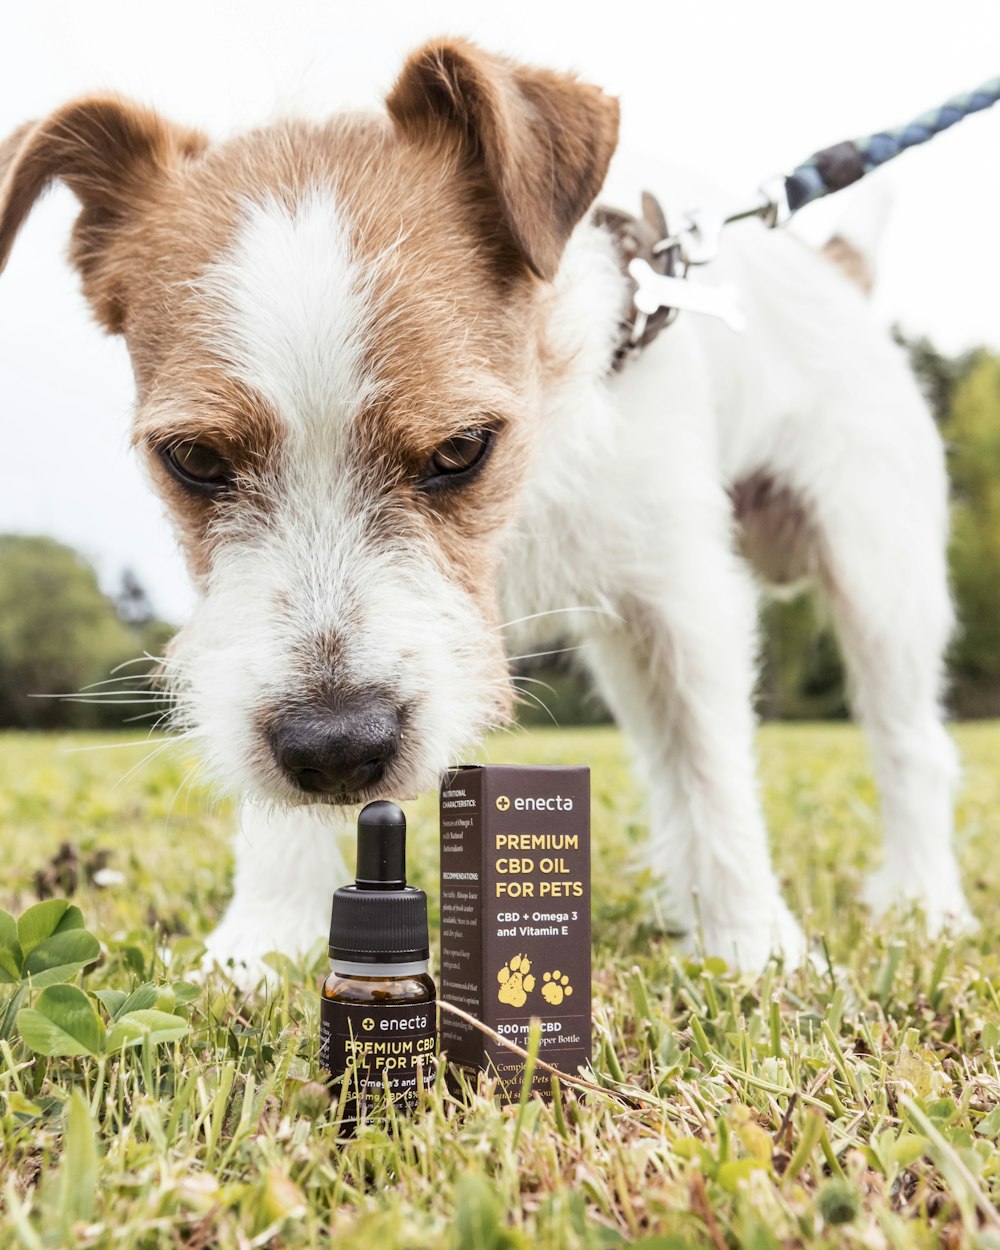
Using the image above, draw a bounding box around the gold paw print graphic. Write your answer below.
[497,954,535,1007]
[541,970,573,1005]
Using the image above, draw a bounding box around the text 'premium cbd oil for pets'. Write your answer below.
[320,801,436,1122]
[440,765,591,1100]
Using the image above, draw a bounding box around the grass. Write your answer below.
[2,722,1000,1248]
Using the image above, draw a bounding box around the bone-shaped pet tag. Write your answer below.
[628,258,746,333]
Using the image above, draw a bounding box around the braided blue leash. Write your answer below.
[618,74,1000,349]
[783,76,1000,213]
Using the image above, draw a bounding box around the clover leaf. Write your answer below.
[16,984,106,1056]
[0,902,100,988]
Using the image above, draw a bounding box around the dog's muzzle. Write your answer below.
[269,696,401,799]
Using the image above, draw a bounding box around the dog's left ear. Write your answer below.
[387,39,620,282]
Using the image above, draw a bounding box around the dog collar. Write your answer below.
[595,191,752,373]
[593,192,680,373]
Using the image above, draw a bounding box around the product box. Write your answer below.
[439,764,590,1099]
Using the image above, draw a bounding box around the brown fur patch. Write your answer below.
[134,373,284,581]
[0,122,34,182]
[0,97,207,331]
[822,233,873,296]
[329,117,540,611]
[731,470,817,587]
[386,38,620,282]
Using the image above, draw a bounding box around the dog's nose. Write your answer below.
[272,700,401,798]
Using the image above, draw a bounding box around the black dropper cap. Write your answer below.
[328,801,429,965]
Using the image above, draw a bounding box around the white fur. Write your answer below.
[197,189,382,438]
[164,194,509,982]
[500,163,972,966]
[202,801,352,977]
[195,167,973,987]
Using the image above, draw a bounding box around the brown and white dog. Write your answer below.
[0,39,973,983]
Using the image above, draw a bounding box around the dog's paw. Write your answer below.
[196,946,278,994]
[198,910,325,993]
[862,864,978,938]
[695,900,808,973]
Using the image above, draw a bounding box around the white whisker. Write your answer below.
[77,673,162,691]
[512,674,559,699]
[35,696,169,706]
[109,653,166,675]
[513,686,559,726]
[164,758,208,827]
[495,606,621,632]
[506,645,583,664]
[110,735,190,795]
[63,730,198,755]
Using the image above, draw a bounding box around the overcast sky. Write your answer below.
[2,0,999,621]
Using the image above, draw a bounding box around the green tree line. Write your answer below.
[2,339,998,729]
[0,537,173,730]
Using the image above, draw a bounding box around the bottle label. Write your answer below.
[320,998,436,1120]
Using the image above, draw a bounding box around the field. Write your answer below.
[2,722,1000,1248]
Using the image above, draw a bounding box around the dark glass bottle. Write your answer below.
[319,801,436,1124]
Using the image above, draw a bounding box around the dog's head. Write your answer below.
[0,40,619,804]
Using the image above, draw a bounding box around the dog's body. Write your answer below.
[0,41,972,981]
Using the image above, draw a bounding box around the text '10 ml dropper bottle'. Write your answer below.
[320,801,436,1123]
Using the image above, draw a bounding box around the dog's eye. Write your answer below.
[163,442,232,493]
[422,428,496,489]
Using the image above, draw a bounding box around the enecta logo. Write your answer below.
[495,793,574,812]
[362,1017,375,1031]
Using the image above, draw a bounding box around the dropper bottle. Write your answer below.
[320,801,436,1121]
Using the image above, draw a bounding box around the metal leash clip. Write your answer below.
[626,207,747,334]
[628,258,746,333]
[627,176,795,336]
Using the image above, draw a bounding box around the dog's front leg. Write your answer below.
[581,540,806,971]
[201,802,351,989]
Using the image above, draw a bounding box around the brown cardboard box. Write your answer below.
[439,764,591,1099]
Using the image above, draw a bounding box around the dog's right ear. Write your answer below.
[0,97,206,332]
